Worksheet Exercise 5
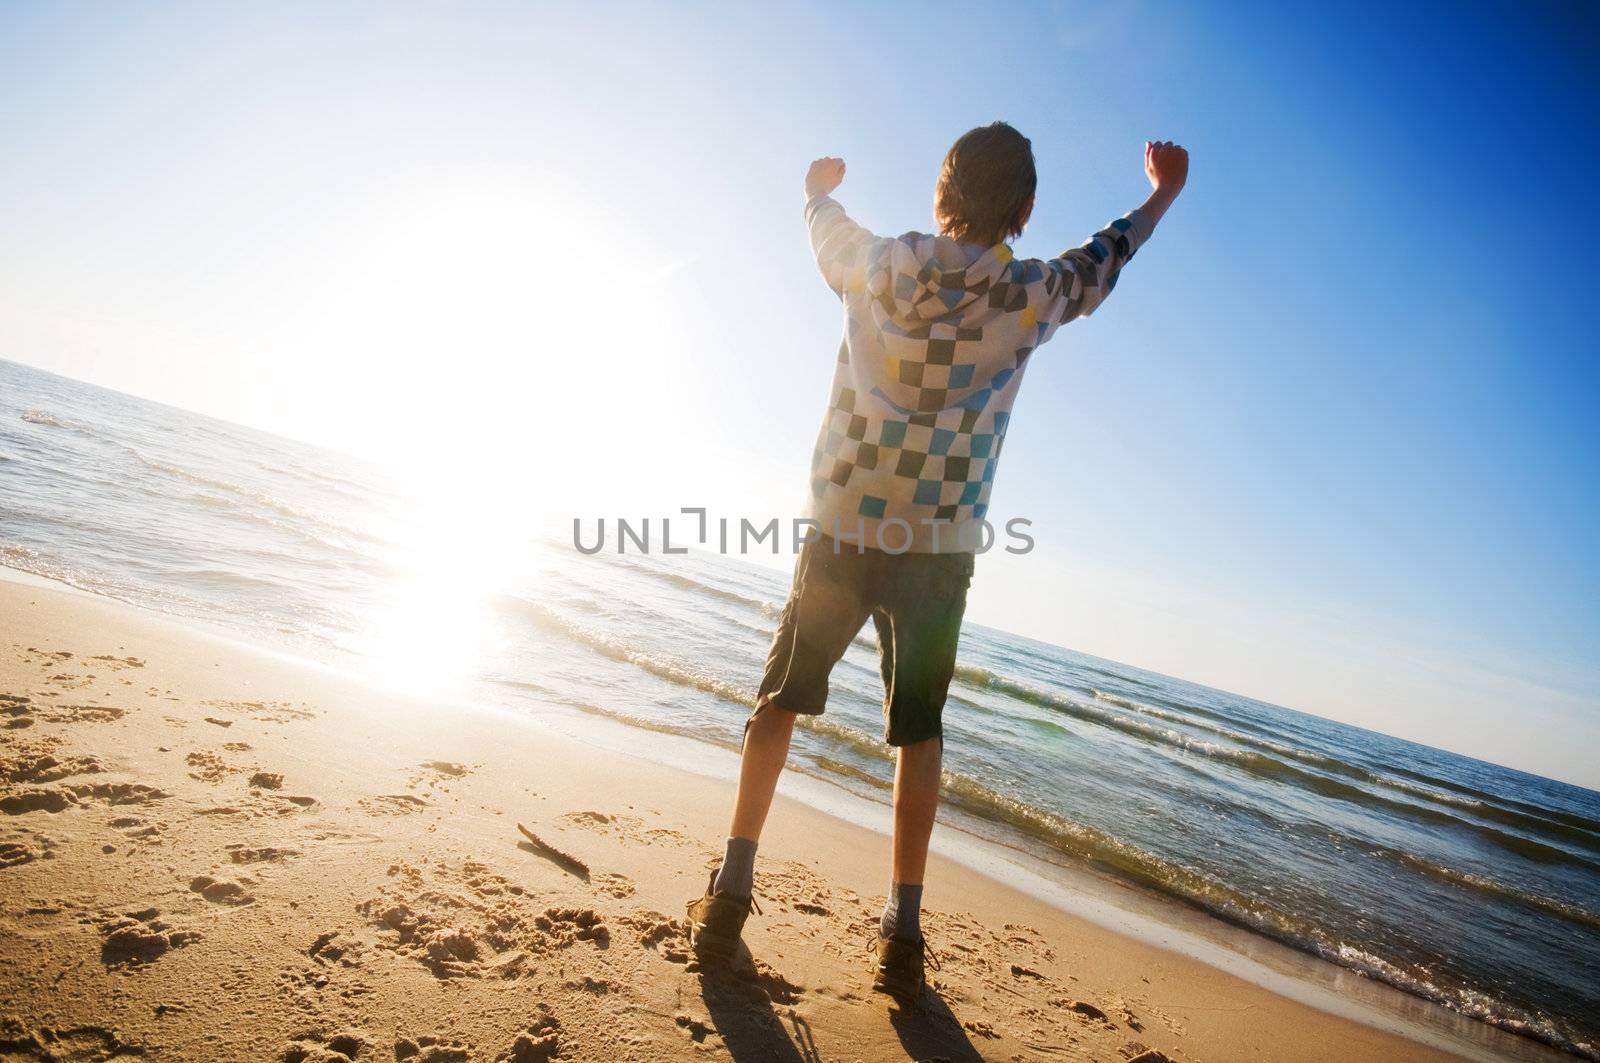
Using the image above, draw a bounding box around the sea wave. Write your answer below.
[566,700,744,753]
[954,672,1600,872]
[20,408,89,431]
[1365,842,1600,932]
[127,449,383,553]
[1088,689,1600,854]
[1326,944,1596,1060]
[257,460,377,502]
[607,557,778,614]
[496,594,758,709]
[1386,761,1600,839]
[0,542,194,617]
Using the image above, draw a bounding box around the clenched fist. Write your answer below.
[806,157,846,200]
[1145,140,1189,195]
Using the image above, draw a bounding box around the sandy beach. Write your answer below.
[0,572,1504,1062]
[4,0,1599,1058]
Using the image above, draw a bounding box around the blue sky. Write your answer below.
[1,1,1596,784]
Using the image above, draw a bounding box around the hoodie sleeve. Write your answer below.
[1037,206,1155,326]
[804,194,879,296]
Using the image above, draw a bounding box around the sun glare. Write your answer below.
[262,166,707,694]
[343,451,546,698]
[321,169,640,694]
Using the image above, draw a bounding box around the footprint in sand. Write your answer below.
[189,873,256,905]
[1,782,170,816]
[564,809,618,828]
[0,736,104,784]
[109,815,164,845]
[358,794,428,816]
[750,958,806,1004]
[592,872,636,899]
[564,974,618,994]
[273,958,377,1011]
[964,1018,1001,1040]
[674,1014,716,1045]
[202,698,316,723]
[185,750,240,783]
[88,655,145,671]
[99,907,201,966]
[0,1020,145,1062]
[201,792,317,820]
[355,860,607,982]
[409,760,472,786]
[394,1035,472,1062]
[0,687,123,724]
[420,760,468,776]
[281,1028,369,1063]
[559,809,706,852]
[0,825,56,866]
[307,930,368,968]
[494,1013,562,1063]
[356,895,489,979]
[0,841,40,866]
[36,703,127,724]
[306,827,384,847]
[76,782,171,806]
[534,907,609,947]
[2,693,35,729]
[618,911,692,964]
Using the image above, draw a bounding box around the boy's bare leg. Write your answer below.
[864,733,944,999]
[891,734,942,885]
[727,704,798,843]
[689,706,797,956]
[705,704,798,900]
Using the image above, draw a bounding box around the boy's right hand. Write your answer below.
[1145,140,1189,196]
[806,157,846,200]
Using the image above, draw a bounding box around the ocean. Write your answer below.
[1,357,1595,1059]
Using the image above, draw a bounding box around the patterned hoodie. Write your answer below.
[801,193,1155,553]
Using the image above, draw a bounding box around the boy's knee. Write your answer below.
[743,700,801,748]
[896,732,942,757]
[753,701,799,730]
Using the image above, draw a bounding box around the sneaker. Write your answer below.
[685,869,760,961]
[872,932,939,1001]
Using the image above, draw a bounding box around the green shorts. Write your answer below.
[753,533,974,747]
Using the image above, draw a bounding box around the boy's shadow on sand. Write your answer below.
[697,952,980,1063]
[886,991,983,1063]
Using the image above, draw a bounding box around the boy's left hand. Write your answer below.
[805,157,846,199]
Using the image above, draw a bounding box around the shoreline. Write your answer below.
[0,568,1571,1061]
[533,685,1570,1063]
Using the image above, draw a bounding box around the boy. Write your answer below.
[688,123,1188,1000]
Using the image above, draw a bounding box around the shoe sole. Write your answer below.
[871,977,922,1002]
[689,928,740,961]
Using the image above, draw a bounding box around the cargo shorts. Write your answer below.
[751,533,975,747]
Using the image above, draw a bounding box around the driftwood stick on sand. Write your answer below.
[516,822,590,880]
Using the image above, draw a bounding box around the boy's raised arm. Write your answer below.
[1040,140,1188,324]
[803,156,878,296]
